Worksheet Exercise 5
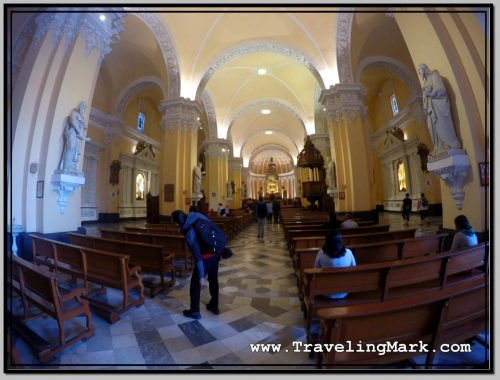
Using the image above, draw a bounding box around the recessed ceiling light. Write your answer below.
[257,68,267,75]
[265,130,273,135]
[261,109,271,115]
[99,14,106,21]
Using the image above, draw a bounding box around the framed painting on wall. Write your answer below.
[36,180,44,198]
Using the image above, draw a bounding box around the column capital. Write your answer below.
[309,133,330,155]
[33,9,126,64]
[158,97,203,134]
[202,138,231,157]
[319,83,367,121]
[228,157,243,170]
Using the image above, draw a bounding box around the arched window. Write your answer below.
[390,94,399,116]
[136,173,145,200]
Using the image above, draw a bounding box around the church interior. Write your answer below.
[6,5,491,372]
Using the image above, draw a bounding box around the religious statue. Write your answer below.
[231,181,235,194]
[325,158,335,190]
[193,162,202,194]
[109,160,121,186]
[417,64,461,152]
[58,101,90,172]
[227,181,232,198]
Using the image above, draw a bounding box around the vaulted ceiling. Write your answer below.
[86,6,415,174]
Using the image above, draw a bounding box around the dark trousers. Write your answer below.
[402,209,410,222]
[190,255,220,312]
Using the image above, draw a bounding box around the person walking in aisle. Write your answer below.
[401,193,412,227]
[256,197,268,242]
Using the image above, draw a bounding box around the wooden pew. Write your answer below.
[291,228,417,253]
[31,236,145,323]
[123,226,181,235]
[302,244,487,344]
[68,233,175,297]
[317,278,487,368]
[9,256,94,363]
[100,229,191,276]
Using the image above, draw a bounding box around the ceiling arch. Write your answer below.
[354,56,420,96]
[114,76,167,115]
[195,39,326,99]
[126,11,181,99]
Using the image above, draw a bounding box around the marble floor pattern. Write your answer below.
[10,212,489,371]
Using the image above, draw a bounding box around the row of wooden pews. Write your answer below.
[8,255,95,364]
[281,209,489,368]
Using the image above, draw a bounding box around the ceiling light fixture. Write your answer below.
[261,109,271,115]
[99,14,106,21]
[265,130,273,135]
[257,68,267,75]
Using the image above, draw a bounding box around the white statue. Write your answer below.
[417,64,461,152]
[193,162,202,194]
[325,158,335,190]
[58,101,90,171]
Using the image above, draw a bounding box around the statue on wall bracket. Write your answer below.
[52,101,90,214]
[418,63,470,209]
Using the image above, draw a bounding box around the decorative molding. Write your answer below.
[158,97,203,134]
[114,76,167,115]
[126,11,180,99]
[120,151,159,172]
[336,10,354,83]
[89,108,125,144]
[427,150,471,210]
[309,133,330,155]
[201,91,218,139]
[11,15,38,89]
[319,83,367,122]
[90,107,161,148]
[202,138,232,157]
[196,39,325,98]
[33,10,126,65]
[354,56,420,96]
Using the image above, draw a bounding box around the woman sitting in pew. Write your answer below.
[314,230,356,299]
[450,214,478,250]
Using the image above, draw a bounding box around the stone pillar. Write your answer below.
[228,157,243,209]
[11,11,126,233]
[320,84,374,212]
[310,133,331,162]
[158,97,202,215]
[203,138,231,210]
[81,140,103,221]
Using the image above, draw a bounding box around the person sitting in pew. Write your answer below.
[314,230,356,299]
[340,214,359,229]
[450,214,478,251]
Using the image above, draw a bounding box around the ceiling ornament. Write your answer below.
[33,9,126,65]
[127,11,181,99]
[336,10,354,84]
[196,39,325,98]
[114,76,167,115]
[201,91,218,139]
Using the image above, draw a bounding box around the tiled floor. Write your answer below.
[9,212,489,371]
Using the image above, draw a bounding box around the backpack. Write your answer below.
[193,218,228,254]
[421,198,429,207]
[257,202,267,218]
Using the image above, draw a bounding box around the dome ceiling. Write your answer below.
[249,148,295,175]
